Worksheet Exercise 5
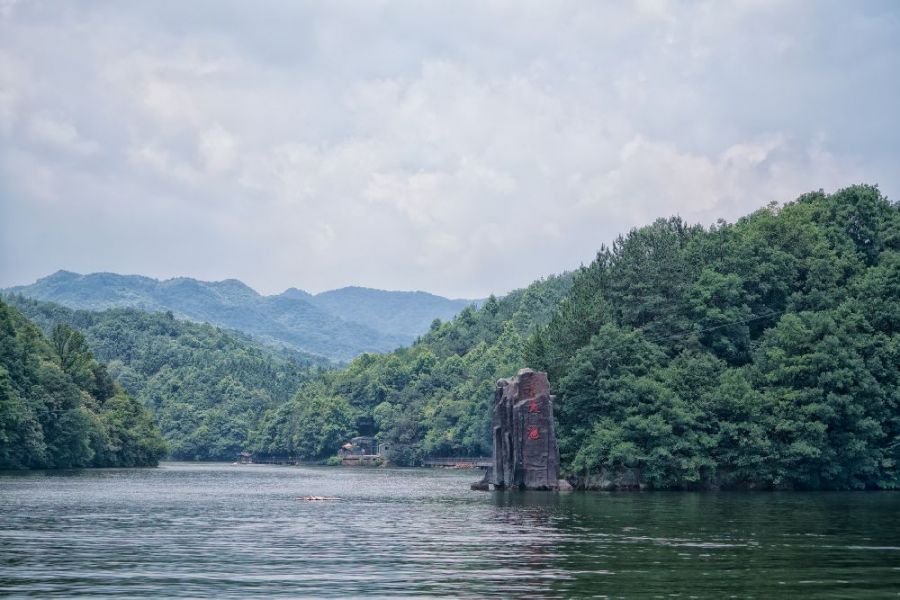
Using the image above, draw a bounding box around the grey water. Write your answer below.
[0,463,897,598]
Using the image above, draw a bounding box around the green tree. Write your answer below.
[0,300,166,470]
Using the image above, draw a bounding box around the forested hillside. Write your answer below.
[5,297,324,461]
[251,185,898,490]
[533,184,898,490]
[5,273,474,361]
[0,300,166,469]
[249,274,574,463]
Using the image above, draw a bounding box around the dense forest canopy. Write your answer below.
[535,184,899,490]
[248,274,575,463]
[0,300,166,469]
[4,298,324,461]
[5,274,572,466]
[250,185,899,490]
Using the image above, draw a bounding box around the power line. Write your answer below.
[644,309,786,345]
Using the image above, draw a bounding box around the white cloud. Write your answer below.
[198,124,238,173]
[0,0,21,20]
[0,51,23,133]
[26,113,99,157]
[129,143,200,184]
[1,1,898,296]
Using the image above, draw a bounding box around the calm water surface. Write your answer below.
[0,463,897,598]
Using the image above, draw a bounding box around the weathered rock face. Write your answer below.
[491,368,560,490]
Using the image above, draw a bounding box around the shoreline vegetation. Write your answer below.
[3,185,898,490]
[0,301,166,469]
[2,298,322,462]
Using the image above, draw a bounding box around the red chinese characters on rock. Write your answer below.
[491,368,561,490]
[527,400,541,440]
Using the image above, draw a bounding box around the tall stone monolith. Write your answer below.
[491,368,560,490]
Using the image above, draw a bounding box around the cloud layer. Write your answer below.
[2,0,898,297]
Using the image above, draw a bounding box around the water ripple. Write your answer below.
[1,463,898,598]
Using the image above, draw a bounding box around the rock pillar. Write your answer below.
[491,368,560,490]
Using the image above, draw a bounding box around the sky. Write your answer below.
[1,1,898,298]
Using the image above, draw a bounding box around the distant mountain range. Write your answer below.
[3,271,477,361]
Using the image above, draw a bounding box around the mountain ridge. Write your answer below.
[4,271,477,361]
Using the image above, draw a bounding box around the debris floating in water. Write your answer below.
[296,496,341,501]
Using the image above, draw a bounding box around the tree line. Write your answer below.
[4,298,324,461]
[533,184,898,489]
[0,300,166,468]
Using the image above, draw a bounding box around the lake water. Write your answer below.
[0,463,897,598]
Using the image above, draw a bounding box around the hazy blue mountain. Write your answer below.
[5,271,475,361]
[280,287,314,302]
[305,286,475,339]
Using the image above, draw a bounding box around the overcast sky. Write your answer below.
[1,1,898,298]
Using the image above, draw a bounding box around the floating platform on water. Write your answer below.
[296,496,341,501]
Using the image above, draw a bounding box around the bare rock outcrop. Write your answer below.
[490,368,561,490]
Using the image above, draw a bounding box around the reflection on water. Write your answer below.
[0,463,897,598]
